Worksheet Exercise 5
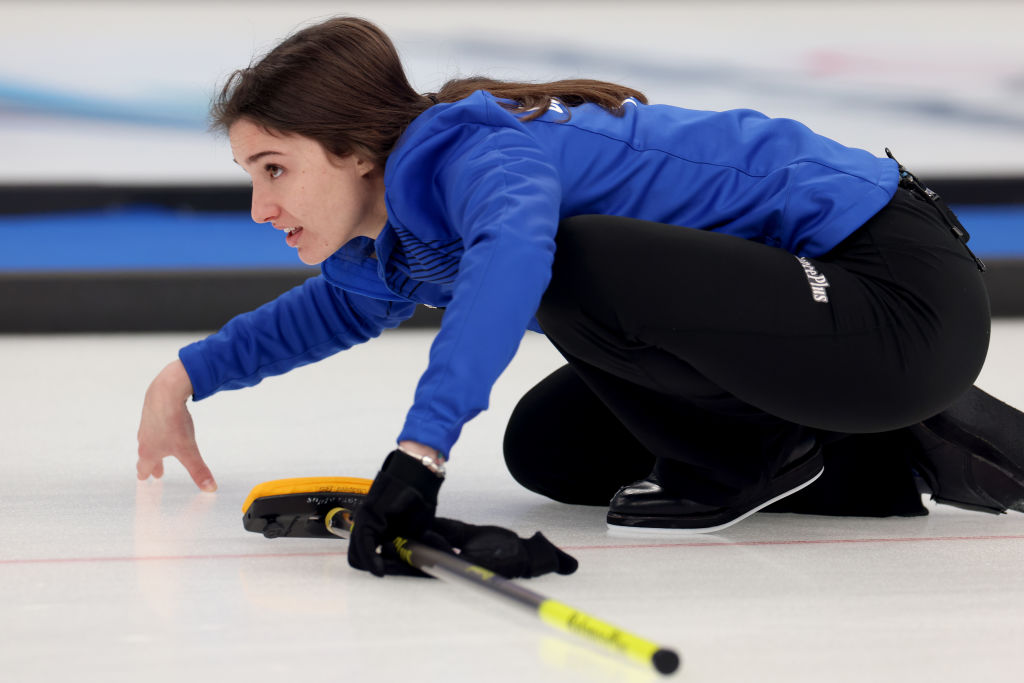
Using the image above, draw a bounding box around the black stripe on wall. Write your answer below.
[1,261,1021,333]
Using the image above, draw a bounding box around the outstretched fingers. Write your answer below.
[136,441,216,492]
[178,444,218,492]
[136,452,164,481]
[136,360,216,492]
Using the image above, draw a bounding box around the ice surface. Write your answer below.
[2,324,1024,681]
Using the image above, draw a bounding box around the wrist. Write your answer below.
[150,360,194,402]
[397,440,442,459]
[395,442,446,478]
[382,450,445,503]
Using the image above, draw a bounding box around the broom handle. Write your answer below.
[325,508,680,675]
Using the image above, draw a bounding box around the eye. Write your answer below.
[265,164,284,179]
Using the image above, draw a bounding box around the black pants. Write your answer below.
[503,188,991,508]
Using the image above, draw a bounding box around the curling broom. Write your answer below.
[243,477,681,675]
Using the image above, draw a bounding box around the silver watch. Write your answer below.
[398,446,447,478]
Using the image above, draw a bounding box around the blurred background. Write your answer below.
[2,0,1022,331]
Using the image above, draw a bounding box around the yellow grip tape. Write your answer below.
[538,599,660,666]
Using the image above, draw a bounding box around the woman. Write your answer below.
[137,17,1023,576]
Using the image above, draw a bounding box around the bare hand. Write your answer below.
[137,360,217,491]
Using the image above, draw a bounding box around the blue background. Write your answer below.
[1,205,1020,272]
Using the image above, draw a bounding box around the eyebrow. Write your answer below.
[233,150,283,166]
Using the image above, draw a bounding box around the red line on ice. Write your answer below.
[569,534,1024,551]
[3,534,1024,565]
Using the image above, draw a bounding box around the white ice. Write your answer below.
[2,322,1023,682]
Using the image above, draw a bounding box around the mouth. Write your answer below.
[283,226,303,247]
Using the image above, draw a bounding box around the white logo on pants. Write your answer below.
[796,256,831,303]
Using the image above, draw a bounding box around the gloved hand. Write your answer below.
[373,517,579,579]
[348,449,443,577]
[432,517,579,578]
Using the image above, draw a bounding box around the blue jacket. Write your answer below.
[179,91,899,456]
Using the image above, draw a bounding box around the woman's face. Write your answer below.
[229,119,387,265]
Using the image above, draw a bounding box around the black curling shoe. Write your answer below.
[607,442,824,535]
[909,386,1024,514]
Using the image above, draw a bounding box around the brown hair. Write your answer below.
[434,77,647,123]
[211,17,647,166]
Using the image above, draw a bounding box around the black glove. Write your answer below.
[374,517,578,579]
[431,517,579,578]
[348,449,443,577]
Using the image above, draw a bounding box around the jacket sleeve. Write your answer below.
[397,125,561,454]
[179,274,416,400]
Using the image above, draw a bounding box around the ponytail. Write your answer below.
[434,76,647,122]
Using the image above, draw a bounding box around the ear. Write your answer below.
[353,153,377,177]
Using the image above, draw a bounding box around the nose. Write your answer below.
[250,187,278,224]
